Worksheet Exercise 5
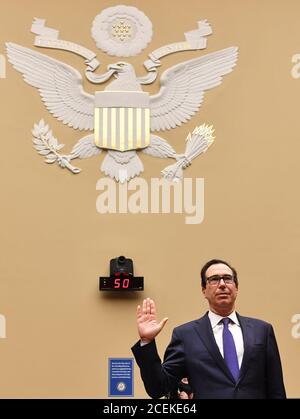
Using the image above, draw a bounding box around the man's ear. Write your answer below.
[202,287,206,297]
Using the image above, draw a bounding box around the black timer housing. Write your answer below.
[110,256,133,276]
[99,256,144,291]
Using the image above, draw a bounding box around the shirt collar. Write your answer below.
[208,310,240,329]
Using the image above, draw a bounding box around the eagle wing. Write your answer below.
[6,42,94,131]
[150,47,238,132]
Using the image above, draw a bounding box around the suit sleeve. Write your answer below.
[266,324,286,398]
[131,328,186,398]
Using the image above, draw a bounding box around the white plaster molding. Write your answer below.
[91,5,152,57]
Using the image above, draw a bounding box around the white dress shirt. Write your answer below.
[208,310,244,368]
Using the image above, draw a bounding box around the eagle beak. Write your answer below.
[108,62,127,73]
[108,63,120,71]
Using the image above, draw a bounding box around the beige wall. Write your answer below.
[0,0,299,398]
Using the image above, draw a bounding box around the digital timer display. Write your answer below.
[99,273,144,291]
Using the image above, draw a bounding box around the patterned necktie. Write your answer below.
[222,318,240,382]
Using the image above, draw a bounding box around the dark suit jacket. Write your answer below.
[131,313,286,399]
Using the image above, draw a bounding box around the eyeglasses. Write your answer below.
[206,274,235,286]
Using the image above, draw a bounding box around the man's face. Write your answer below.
[202,263,238,314]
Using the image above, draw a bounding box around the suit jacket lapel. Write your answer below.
[194,313,236,383]
[236,314,253,383]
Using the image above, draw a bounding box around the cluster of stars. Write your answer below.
[111,20,133,42]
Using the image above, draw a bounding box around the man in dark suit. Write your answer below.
[131,259,286,399]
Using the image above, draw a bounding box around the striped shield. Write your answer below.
[94,91,150,152]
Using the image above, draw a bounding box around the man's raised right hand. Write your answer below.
[136,298,168,343]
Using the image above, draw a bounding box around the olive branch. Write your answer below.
[32,119,81,173]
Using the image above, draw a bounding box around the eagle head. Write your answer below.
[106,61,140,91]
